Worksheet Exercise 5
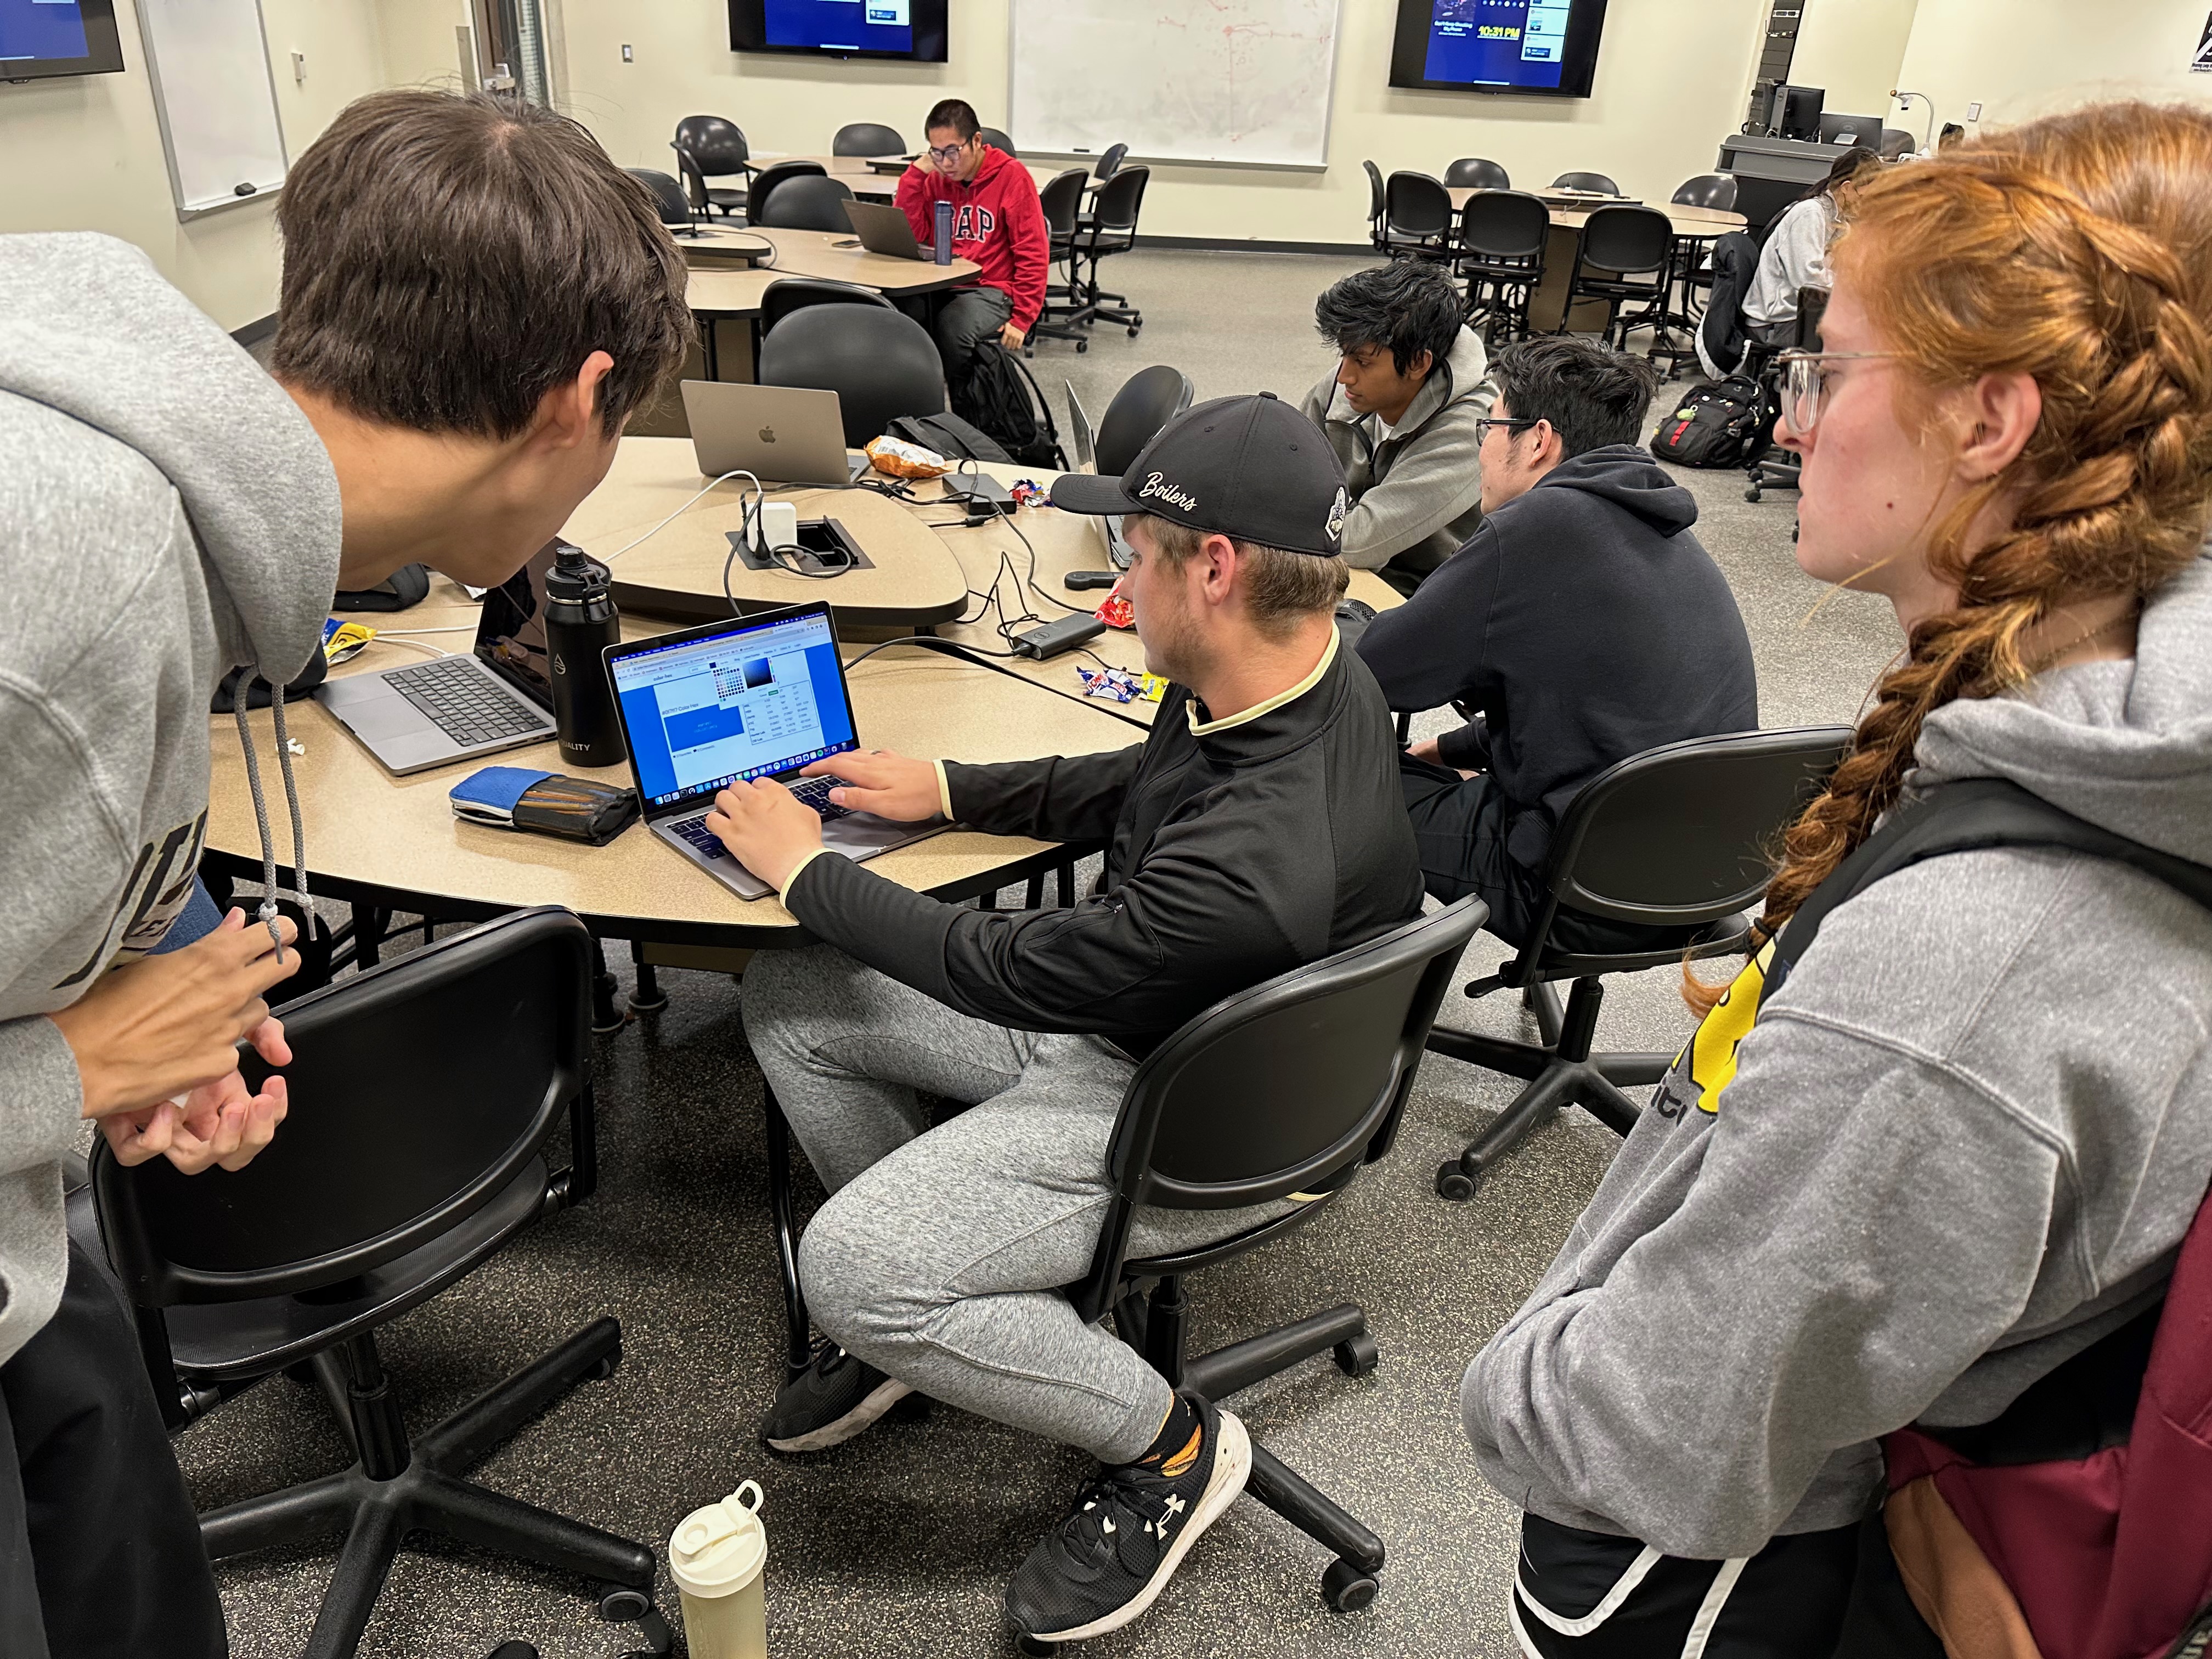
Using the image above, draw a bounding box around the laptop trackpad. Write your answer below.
[826,812,940,857]
[340,696,437,741]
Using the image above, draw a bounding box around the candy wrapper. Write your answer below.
[322,618,377,665]
[1076,667,1167,705]
[1094,577,1134,631]
[1010,478,1048,507]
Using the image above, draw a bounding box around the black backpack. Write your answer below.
[887,410,1014,465]
[951,342,1066,470]
[1649,376,1769,469]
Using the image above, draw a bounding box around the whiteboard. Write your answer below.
[137,0,288,219]
[1009,0,1343,171]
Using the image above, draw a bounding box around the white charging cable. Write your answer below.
[602,469,760,560]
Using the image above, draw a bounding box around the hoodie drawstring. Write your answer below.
[231,672,310,963]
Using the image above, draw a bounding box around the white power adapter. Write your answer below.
[747,499,799,555]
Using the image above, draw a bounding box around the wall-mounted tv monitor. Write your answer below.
[1389,0,1610,98]
[0,0,125,81]
[729,0,948,64]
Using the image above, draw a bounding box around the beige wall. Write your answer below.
[1791,0,1918,125]
[0,0,390,330]
[1897,0,2212,129]
[557,0,1771,243]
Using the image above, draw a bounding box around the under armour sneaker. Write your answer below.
[759,1339,914,1454]
[1004,1393,1252,1644]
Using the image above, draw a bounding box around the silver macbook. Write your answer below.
[318,539,563,775]
[605,601,949,900]
[681,381,865,487]
[1065,381,1134,570]
[843,198,927,260]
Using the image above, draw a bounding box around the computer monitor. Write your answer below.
[1773,84,1826,142]
[1818,111,1882,148]
[0,0,125,79]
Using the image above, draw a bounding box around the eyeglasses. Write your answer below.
[1474,416,1538,442]
[1776,351,1899,437]
[926,140,972,165]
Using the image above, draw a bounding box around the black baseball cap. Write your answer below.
[1050,392,1349,556]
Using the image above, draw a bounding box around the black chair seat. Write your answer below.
[1118,1188,1342,1283]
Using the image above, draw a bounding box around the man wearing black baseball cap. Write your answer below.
[709,393,1421,1645]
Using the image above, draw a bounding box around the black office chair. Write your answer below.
[758,173,856,230]
[833,121,905,157]
[625,167,696,234]
[1454,189,1550,344]
[1551,170,1622,195]
[87,908,663,1657]
[1671,172,1738,211]
[1556,203,1673,349]
[1644,174,1741,377]
[758,303,945,447]
[672,148,728,220]
[978,127,1017,156]
[1363,160,1389,252]
[1878,126,1918,161]
[1093,142,1129,181]
[1095,364,1194,475]
[1444,156,1510,190]
[1029,167,1094,352]
[1425,729,1852,1201]
[1064,165,1149,337]
[1383,170,1454,261]
[759,277,896,337]
[743,159,828,230]
[673,114,750,217]
[1746,285,1827,502]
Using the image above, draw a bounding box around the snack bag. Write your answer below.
[865,435,954,479]
[1094,577,1134,631]
[322,618,377,665]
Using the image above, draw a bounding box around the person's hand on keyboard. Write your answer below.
[801,749,941,822]
[704,776,825,895]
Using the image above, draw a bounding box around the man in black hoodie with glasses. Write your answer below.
[1355,335,1758,952]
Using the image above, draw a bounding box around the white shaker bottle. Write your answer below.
[669,1480,769,1659]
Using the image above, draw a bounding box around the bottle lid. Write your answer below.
[544,539,611,602]
[668,1480,766,1598]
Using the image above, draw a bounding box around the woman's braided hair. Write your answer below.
[1686,103,2212,1014]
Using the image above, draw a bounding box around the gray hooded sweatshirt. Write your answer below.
[1464,551,2212,1559]
[0,233,339,1367]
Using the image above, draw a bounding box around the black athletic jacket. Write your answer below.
[781,636,1425,1059]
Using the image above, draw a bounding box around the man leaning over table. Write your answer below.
[708,393,1423,1646]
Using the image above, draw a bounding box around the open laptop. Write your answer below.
[681,381,866,486]
[843,199,928,261]
[1064,381,1135,569]
[318,539,563,775]
[605,602,948,900]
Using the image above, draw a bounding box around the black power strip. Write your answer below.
[1011,614,1108,659]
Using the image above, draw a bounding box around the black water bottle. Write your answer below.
[543,541,625,768]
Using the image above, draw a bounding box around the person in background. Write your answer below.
[1356,334,1756,952]
[1302,258,1497,595]
[0,89,689,1658]
[894,98,1048,383]
[1465,101,2212,1651]
[1744,144,1882,343]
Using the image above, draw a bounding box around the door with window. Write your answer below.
[470,0,552,106]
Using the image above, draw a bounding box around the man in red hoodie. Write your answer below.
[894,98,1048,383]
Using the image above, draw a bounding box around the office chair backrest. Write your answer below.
[1386,171,1452,238]
[833,122,905,156]
[1094,142,1128,180]
[626,168,693,230]
[1038,167,1088,239]
[1457,190,1549,259]
[1878,127,1917,160]
[1088,165,1148,233]
[1104,899,1486,1211]
[759,278,895,336]
[1671,172,1739,211]
[92,909,592,1308]
[674,115,748,177]
[1363,159,1386,229]
[1445,156,1511,190]
[1094,364,1193,477]
[744,160,827,228]
[1553,170,1621,195]
[673,147,715,212]
[758,303,945,448]
[977,127,1017,156]
[759,173,856,230]
[1578,204,1673,274]
[1543,727,1853,926]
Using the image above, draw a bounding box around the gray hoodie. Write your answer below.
[1463,551,2212,1559]
[0,233,338,1366]
[1300,323,1496,586]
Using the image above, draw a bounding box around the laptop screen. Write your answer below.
[1065,380,1096,472]
[608,607,859,810]
[474,538,561,706]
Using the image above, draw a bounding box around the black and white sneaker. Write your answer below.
[1004,1394,1251,1644]
[760,1339,913,1454]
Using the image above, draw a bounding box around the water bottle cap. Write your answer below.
[545,540,611,602]
[667,1480,766,1596]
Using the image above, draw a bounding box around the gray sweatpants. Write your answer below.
[742,945,1290,1464]
[931,285,1014,383]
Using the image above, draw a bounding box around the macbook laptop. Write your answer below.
[843,199,928,261]
[681,381,866,487]
[1065,381,1135,570]
[318,539,563,775]
[605,602,948,900]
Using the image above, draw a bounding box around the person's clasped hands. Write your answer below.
[48,906,298,1175]
[706,749,943,895]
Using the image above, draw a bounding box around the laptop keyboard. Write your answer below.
[668,775,855,862]
[386,657,550,747]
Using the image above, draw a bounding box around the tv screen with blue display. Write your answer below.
[729,0,948,63]
[1389,0,1609,98]
[0,0,124,80]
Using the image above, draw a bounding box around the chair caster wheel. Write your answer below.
[596,1587,652,1623]
[1745,486,1762,503]
[1076,340,1088,353]
[1016,1637,1056,1656]
[1323,1557,1380,1613]
[588,1346,623,1383]
[1127,326,1141,337]
[1435,1162,1477,1202]
[1333,1331,1380,1377]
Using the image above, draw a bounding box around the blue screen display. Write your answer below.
[612,612,857,809]
[0,0,90,61]
[1420,0,1572,91]
[763,0,911,55]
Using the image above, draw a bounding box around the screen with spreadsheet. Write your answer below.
[610,610,858,809]
[1389,0,1607,98]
